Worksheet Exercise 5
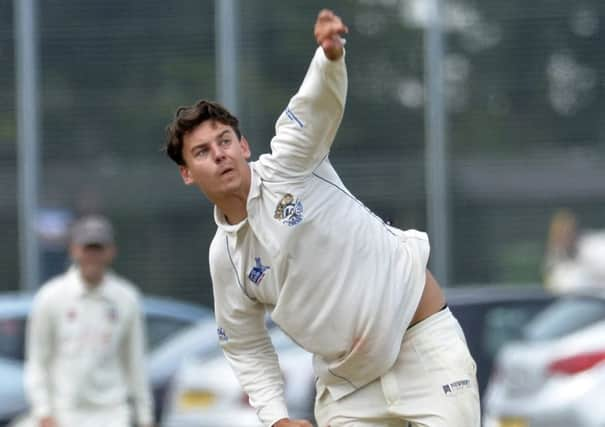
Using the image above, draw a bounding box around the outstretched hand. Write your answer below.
[273,418,314,427]
[314,9,349,61]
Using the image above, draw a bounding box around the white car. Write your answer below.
[483,289,605,427]
[161,327,315,427]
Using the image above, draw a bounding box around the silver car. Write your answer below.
[483,289,605,427]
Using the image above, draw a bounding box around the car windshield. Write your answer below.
[146,316,193,352]
[523,296,605,340]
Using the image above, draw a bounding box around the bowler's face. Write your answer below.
[179,120,251,203]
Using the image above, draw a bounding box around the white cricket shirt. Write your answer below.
[24,266,153,426]
[210,47,430,426]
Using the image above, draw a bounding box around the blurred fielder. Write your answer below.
[23,215,154,427]
[165,9,480,427]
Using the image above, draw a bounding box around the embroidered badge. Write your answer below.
[217,327,228,342]
[248,257,271,285]
[274,193,303,226]
[442,379,471,396]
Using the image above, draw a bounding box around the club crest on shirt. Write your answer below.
[274,193,303,226]
[248,257,270,285]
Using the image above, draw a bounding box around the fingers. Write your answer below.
[314,9,348,60]
[314,9,348,47]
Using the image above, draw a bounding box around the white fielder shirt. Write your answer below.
[210,47,430,426]
[24,266,154,426]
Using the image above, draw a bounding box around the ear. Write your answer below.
[68,243,80,261]
[179,165,194,185]
[105,244,117,262]
[240,136,251,160]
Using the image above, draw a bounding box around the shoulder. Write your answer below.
[209,229,228,265]
[30,273,70,317]
[252,156,274,179]
[209,231,236,284]
[107,272,141,303]
[34,273,69,302]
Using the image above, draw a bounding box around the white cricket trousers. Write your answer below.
[54,403,131,427]
[314,308,481,427]
[10,404,131,427]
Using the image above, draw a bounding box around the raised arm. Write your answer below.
[259,9,349,179]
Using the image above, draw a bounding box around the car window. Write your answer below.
[0,317,26,362]
[146,316,191,351]
[524,297,605,340]
[483,304,545,358]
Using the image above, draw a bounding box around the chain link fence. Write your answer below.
[2,0,605,307]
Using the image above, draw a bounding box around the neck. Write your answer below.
[81,275,103,288]
[77,268,104,288]
[218,193,248,224]
[214,164,251,224]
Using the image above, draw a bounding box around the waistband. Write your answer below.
[404,305,454,340]
[406,303,448,330]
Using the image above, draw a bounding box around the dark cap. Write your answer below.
[71,215,115,246]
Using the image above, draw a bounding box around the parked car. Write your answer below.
[159,284,555,427]
[161,327,314,427]
[483,289,605,427]
[0,292,211,427]
[0,294,32,427]
[148,317,224,422]
[445,284,556,396]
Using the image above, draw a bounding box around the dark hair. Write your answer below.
[164,100,242,165]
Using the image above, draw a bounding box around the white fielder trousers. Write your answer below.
[314,308,481,427]
[10,404,131,427]
[54,403,131,427]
